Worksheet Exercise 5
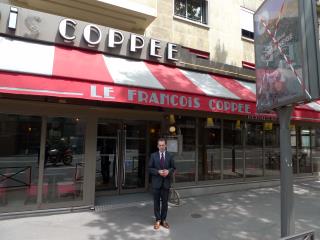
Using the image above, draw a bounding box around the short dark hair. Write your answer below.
[157,138,166,144]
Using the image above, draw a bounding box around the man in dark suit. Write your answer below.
[149,138,175,230]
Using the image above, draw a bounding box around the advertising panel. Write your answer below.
[254,0,320,112]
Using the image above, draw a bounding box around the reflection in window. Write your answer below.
[123,124,146,189]
[167,116,196,183]
[296,127,311,174]
[264,124,280,176]
[96,122,118,191]
[0,114,41,210]
[246,122,263,178]
[198,118,221,181]
[311,128,320,173]
[44,117,85,203]
[174,0,208,24]
[223,120,244,179]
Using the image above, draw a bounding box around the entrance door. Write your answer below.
[96,120,147,194]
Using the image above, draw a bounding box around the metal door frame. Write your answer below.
[95,120,148,195]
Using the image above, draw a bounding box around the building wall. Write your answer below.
[208,0,263,66]
[145,0,209,52]
[145,0,264,67]
[145,0,209,53]
[2,0,157,33]
[2,0,265,68]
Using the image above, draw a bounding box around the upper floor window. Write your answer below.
[174,0,208,25]
[240,7,254,40]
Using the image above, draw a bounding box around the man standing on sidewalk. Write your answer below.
[149,138,176,230]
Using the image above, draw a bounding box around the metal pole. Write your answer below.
[277,106,295,237]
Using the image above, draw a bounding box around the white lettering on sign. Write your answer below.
[127,89,200,109]
[150,39,162,58]
[108,29,124,48]
[208,99,251,113]
[83,24,102,47]
[130,34,145,52]
[57,18,180,61]
[103,87,114,99]
[128,89,136,101]
[59,19,77,42]
[90,85,115,99]
[91,87,250,115]
[167,43,178,61]
[8,7,18,30]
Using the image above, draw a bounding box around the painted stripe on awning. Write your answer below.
[235,80,256,95]
[102,55,165,89]
[296,104,315,111]
[0,86,83,96]
[179,69,240,99]
[306,102,320,112]
[145,62,204,95]
[0,36,54,75]
[53,47,113,83]
[212,75,256,101]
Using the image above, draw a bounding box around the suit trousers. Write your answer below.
[153,187,169,221]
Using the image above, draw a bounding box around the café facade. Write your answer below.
[0,3,320,215]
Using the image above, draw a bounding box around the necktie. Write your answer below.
[160,152,164,169]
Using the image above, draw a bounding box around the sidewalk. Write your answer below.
[1,180,320,240]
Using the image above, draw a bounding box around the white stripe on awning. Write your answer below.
[306,102,320,112]
[179,69,240,99]
[236,80,256,95]
[102,55,165,89]
[0,36,54,76]
[0,86,83,96]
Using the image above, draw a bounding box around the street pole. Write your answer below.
[277,106,294,237]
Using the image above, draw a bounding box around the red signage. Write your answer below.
[0,71,319,122]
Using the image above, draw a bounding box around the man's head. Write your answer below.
[157,138,166,153]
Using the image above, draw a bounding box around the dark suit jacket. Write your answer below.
[149,151,175,189]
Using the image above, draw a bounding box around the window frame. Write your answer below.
[173,0,209,25]
[240,7,254,41]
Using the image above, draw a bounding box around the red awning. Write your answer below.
[1,36,320,122]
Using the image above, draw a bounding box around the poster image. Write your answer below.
[254,0,309,112]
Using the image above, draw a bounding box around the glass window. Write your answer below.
[123,123,147,189]
[264,123,280,176]
[43,117,86,203]
[245,122,263,178]
[174,0,208,24]
[198,118,221,181]
[167,116,196,183]
[223,120,244,179]
[0,114,41,210]
[296,127,312,174]
[96,122,119,191]
[311,128,320,173]
[290,127,298,174]
[240,7,254,40]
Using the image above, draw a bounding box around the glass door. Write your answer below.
[122,123,146,191]
[96,122,119,192]
[96,120,147,194]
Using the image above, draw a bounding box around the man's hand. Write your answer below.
[158,169,169,177]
